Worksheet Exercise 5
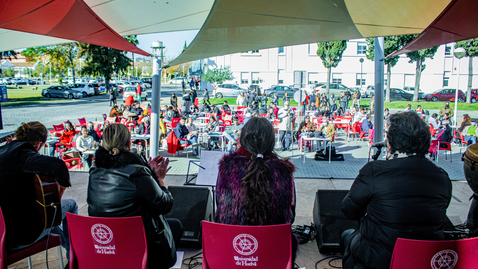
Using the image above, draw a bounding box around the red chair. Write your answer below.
[202,221,292,269]
[76,118,87,129]
[237,106,246,110]
[224,120,232,126]
[390,237,478,269]
[453,130,468,153]
[171,117,181,129]
[50,124,65,137]
[65,213,148,269]
[59,150,83,169]
[0,207,64,269]
[429,123,439,136]
[126,121,137,133]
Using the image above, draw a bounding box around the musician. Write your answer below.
[340,112,452,269]
[0,122,78,261]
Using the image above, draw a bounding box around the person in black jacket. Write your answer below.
[0,122,77,260]
[88,124,182,269]
[341,112,452,269]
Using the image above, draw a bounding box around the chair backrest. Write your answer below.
[390,237,478,269]
[202,221,292,269]
[171,117,181,129]
[52,124,65,137]
[0,207,6,269]
[224,120,232,126]
[78,118,87,127]
[106,117,116,124]
[66,213,147,269]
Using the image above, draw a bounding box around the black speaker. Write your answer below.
[313,189,359,254]
[165,186,213,245]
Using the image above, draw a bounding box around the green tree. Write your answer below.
[22,43,79,82]
[455,38,478,103]
[3,68,15,78]
[78,43,131,92]
[400,35,439,102]
[124,35,138,76]
[201,66,234,89]
[316,41,347,95]
[366,37,401,102]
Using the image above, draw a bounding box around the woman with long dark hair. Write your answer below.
[215,117,298,257]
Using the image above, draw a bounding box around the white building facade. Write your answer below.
[206,39,478,94]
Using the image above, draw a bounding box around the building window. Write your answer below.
[241,72,249,84]
[308,72,319,84]
[308,43,318,55]
[278,47,284,54]
[357,43,367,54]
[443,71,450,87]
[445,46,452,56]
[355,73,365,86]
[332,73,342,84]
[278,69,284,84]
[251,72,261,84]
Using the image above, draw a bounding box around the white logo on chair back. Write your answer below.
[91,224,116,254]
[233,234,258,255]
[233,234,259,266]
[431,249,458,269]
[91,224,113,244]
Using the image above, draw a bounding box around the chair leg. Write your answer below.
[58,246,64,268]
[27,256,32,269]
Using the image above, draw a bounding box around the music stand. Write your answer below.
[184,151,228,215]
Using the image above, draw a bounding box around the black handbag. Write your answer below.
[144,213,177,269]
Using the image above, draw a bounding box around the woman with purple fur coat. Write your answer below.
[215,117,298,259]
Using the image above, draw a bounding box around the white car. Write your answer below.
[213,84,245,98]
[122,86,148,101]
[68,83,95,97]
[169,77,185,85]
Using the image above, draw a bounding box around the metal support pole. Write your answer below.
[149,57,162,158]
[454,60,461,126]
[374,37,384,144]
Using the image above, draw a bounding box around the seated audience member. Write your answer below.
[427,113,439,130]
[463,144,478,236]
[352,108,365,123]
[298,116,315,151]
[416,105,424,115]
[134,117,151,155]
[223,115,243,152]
[130,103,143,121]
[404,103,412,112]
[189,104,199,115]
[316,118,335,153]
[383,108,390,122]
[243,112,252,125]
[186,117,198,135]
[109,105,122,118]
[0,122,77,261]
[361,114,373,136]
[458,114,472,132]
[258,106,267,114]
[122,106,138,121]
[88,124,181,269]
[341,112,452,269]
[215,117,298,260]
[222,101,231,112]
[350,104,358,115]
[50,121,76,156]
[441,113,452,126]
[462,122,477,145]
[171,106,181,118]
[87,121,101,142]
[211,105,221,115]
[205,115,221,150]
[76,126,95,167]
[174,116,199,155]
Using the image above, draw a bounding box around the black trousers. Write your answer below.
[166,218,183,247]
[280,130,291,150]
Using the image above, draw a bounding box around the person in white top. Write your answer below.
[236,91,245,106]
[76,126,96,167]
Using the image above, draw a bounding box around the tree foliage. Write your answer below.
[78,43,131,91]
[366,37,401,102]
[201,66,234,85]
[22,43,79,80]
[455,38,478,103]
[316,41,347,95]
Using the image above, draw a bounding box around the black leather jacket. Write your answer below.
[87,147,176,268]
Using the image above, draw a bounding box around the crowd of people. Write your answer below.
[1,86,477,269]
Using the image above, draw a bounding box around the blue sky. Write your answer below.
[133,30,199,61]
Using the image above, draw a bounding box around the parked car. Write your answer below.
[315,83,350,96]
[15,79,30,86]
[42,86,83,99]
[122,86,148,101]
[141,77,152,88]
[68,83,95,97]
[213,84,245,98]
[403,86,425,100]
[361,85,374,98]
[470,89,478,103]
[424,88,466,102]
[388,88,413,101]
[265,85,297,98]
[169,77,185,85]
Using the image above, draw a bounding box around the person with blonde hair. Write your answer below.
[88,124,182,269]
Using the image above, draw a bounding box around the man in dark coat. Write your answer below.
[339,91,348,111]
[341,112,452,269]
[203,88,211,105]
[0,122,77,258]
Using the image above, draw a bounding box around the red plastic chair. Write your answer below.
[76,118,87,129]
[390,237,478,269]
[202,221,292,269]
[171,117,181,129]
[59,150,83,170]
[429,123,439,136]
[50,124,65,137]
[237,106,246,110]
[66,213,147,269]
[1,207,64,269]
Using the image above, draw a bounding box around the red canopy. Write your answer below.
[0,0,149,56]
[393,0,478,56]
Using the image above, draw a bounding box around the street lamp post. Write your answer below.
[453,47,466,127]
[359,58,364,88]
[149,41,165,158]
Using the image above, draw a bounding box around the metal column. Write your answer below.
[374,37,384,144]
[149,57,162,158]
